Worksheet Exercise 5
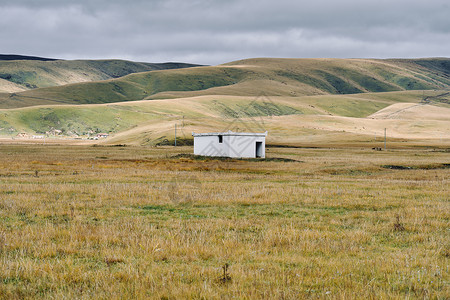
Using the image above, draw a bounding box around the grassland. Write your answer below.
[0,144,448,299]
[0,56,448,299]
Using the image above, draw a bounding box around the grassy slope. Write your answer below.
[1,90,449,146]
[0,58,449,109]
[0,66,249,108]
[0,59,200,93]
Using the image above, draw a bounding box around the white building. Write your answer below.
[192,131,267,158]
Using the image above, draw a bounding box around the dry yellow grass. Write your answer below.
[0,144,448,299]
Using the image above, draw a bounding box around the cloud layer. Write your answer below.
[1,0,449,64]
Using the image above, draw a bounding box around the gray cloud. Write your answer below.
[0,0,449,64]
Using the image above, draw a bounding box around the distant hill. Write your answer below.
[0,54,58,61]
[0,57,202,93]
[0,58,448,108]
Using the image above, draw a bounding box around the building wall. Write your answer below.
[194,135,227,157]
[194,134,265,158]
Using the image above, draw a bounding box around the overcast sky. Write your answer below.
[1,0,449,65]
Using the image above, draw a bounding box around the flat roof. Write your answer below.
[192,130,267,137]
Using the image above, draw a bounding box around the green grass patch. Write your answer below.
[313,70,363,94]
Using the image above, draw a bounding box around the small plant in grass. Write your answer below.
[105,257,125,266]
[393,214,406,232]
[69,204,75,219]
[217,263,232,284]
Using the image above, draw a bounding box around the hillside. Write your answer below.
[0,58,448,109]
[0,58,201,93]
[1,90,449,146]
[0,57,448,146]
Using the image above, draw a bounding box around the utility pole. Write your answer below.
[384,128,387,150]
[174,123,177,147]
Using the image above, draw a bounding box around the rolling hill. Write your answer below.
[1,90,449,146]
[0,57,449,146]
[0,58,448,109]
[0,57,201,93]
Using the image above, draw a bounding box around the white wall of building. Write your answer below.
[193,132,266,158]
[193,135,227,157]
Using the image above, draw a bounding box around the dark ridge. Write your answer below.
[381,165,412,170]
[171,153,302,162]
[266,144,322,149]
[381,163,450,170]
[148,62,206,70]
[0,54,58,61]
[413,59,450,76]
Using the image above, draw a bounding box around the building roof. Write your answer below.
[192,130,267,137]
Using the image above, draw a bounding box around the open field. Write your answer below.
[0,144,448,298]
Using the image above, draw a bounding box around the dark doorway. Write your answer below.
[255,142,263,158]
